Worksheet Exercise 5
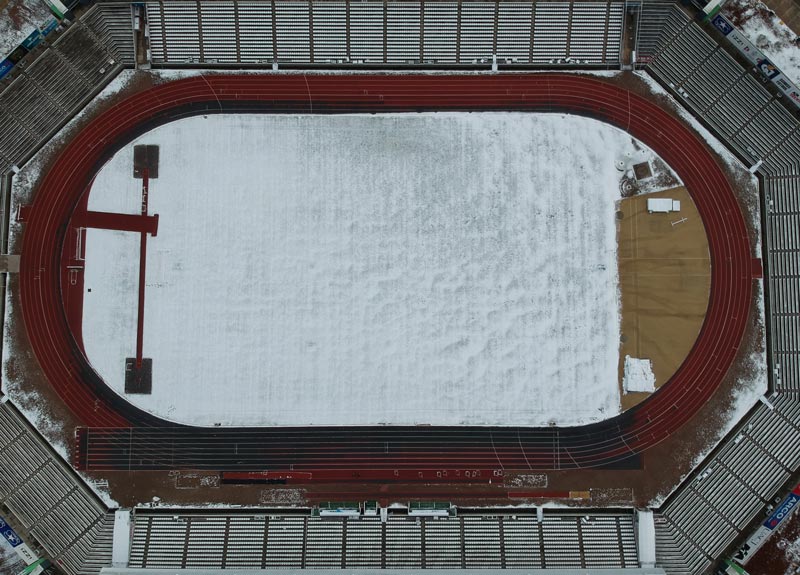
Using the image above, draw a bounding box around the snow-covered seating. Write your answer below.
[0,11,122,171]
[385,515,422,568]
[236,1,274,63]
[146,1,202,63]
[423,519,462,568]
[502,516,543,567]
[582,514,639,567]
[24,48,91,111]
[496,2,533,64]
[531,2,569,62]
[386,2,422,63]
[274,1,311,62]
[541,515,583,567]
[463,516,502,568]
[568,3,610,63]
[458,2,494,63]
[143,0,624,66]
[348,1,383,63]
[0,402,113,575]
[199,2,239,64]
[127,510,636,568]
[312,2,347,63]
[81,3,135,65]
[654,395,800,572]
[635,1,688,63]
[344,516,383,568]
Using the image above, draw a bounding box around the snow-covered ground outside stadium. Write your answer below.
[723,0,800,85]
[0,0,53,58]
[81,112,664,427]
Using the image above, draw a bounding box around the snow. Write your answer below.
[80,112,654,428]
[637,509,657,567]
[781,532,800,574]
[723,0,800,85]
[623,356,656,393]
[0,537,24,574]
[112,510,131,567]
[0,0,54,58]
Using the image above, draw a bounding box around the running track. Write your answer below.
[18,74,753,472]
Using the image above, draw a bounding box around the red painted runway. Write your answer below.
[18,74,753,472]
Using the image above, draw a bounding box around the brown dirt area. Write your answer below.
[617,186,711,410]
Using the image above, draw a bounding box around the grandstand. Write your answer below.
[1,1,799,574]
[142,1,623,65]
[126,510,640,569]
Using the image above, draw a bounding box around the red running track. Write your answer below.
[18,74,753,471]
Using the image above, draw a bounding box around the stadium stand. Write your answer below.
[636,5,800,573]
[645,10,800,171]
[653,395,800,573]
[0,399,114,574]
[126,510,638,569]
[0,6,133,169]
[1,1,800,573]
[144,0,624,66]
[81,3,136,64]
[633,2,687,64]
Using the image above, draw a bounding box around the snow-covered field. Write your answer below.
[82,112,651,427]
[723,0,800,84]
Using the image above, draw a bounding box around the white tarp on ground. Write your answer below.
[623,356,656,393]
[82,112,649,427]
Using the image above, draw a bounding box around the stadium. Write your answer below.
[0,0,798,574]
